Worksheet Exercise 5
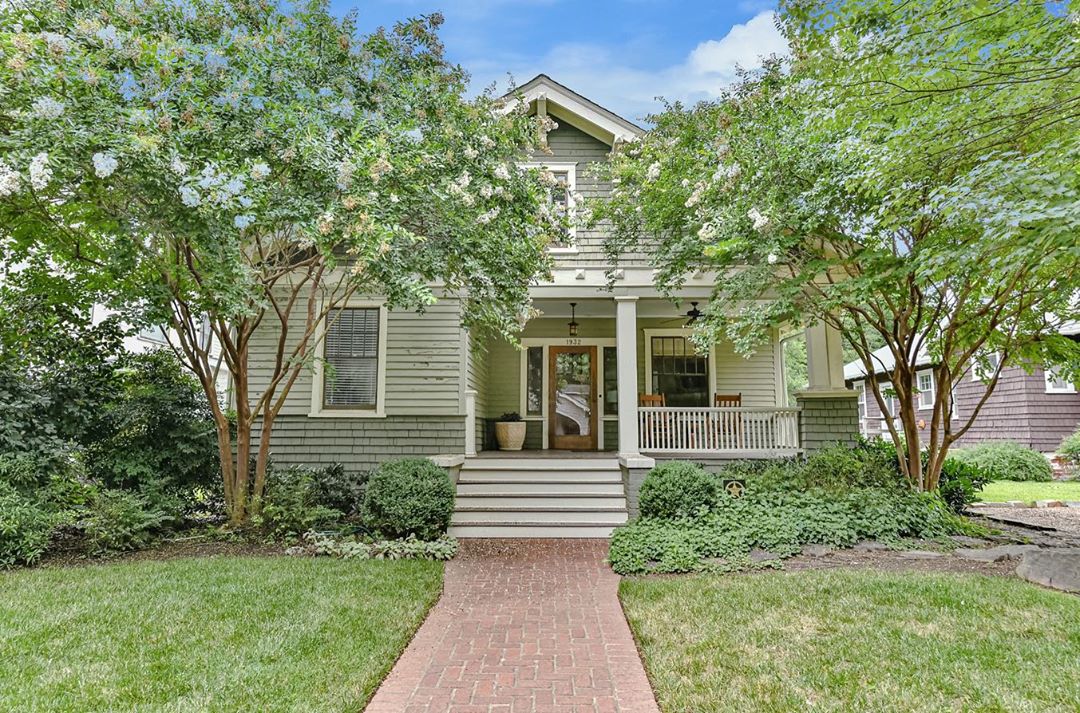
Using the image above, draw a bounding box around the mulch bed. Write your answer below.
[33,537,287,570]
[777,549,1017,578]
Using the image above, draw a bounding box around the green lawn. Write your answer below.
[0,556,442,712]
[621,570,1080,713]
[979,479,1080,503]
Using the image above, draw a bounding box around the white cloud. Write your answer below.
[466,11,789,124]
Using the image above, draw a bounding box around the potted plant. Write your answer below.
[495,412,526,451]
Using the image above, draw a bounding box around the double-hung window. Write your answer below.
[649,335,710,407]
[917,370,935,410]
[319,306,384,414]
[1045,369,1077,394]
[521,162,577,252]
[972,352,1000,381]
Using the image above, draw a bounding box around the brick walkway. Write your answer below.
[365,539,660,713]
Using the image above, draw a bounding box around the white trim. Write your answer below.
[309,299,388,418]
[854,382,868,435]
[520,161,578,253]
[519,336,616,450]
[506,75,643,145]
[1045,368,1077,394]
[642,329,716,405]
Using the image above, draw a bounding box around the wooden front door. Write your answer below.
[548,346,598,450]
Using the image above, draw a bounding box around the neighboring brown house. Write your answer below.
[844,334,1080,454]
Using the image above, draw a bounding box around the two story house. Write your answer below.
[247,75,861,536]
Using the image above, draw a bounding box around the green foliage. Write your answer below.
[84,351,219,505]
[594,1,1080,489]
[259,466,345,539]
[638,462,720,519]
[0,0,558,524]
[0,482,54,568]
[1058,428,1080,466]
[361,458,455,540]
[291,531,458,560]
[78,489,169,554]
[610,451,970,575]
[308,463,370,519]
[936,458,990,513]
[951,442,1053,483]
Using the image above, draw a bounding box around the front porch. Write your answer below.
[464,296,825,461]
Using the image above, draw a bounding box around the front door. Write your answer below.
[548,346,598,450]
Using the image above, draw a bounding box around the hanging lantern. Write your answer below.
[568,302,579,337]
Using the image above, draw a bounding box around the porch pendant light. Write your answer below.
[568,302,579,337]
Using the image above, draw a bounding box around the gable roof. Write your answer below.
[500,74,644,146]
[843,322,1080,381]
[844,344,932,381]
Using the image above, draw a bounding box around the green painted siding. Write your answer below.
[247,294,465,417]
[535,124,650,268]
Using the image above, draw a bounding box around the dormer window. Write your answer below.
[521,162,577,253]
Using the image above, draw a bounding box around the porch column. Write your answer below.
[804,319,847,391]
[464,389,477,457]
[798,318,859,450]
[615,296,640,457]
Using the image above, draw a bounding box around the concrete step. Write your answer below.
[448,523,619,538]
[451,509,627,525]
[456,482,625,496]
[455,495,627,509]
[462,458,619,471]
[457,469,623,483]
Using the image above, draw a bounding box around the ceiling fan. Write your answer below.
[665,302,703,327]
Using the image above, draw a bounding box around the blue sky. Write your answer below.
[331,1,788,124]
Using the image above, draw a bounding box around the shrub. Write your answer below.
[361,458,454,540]
[83,351,220,513]
[310,463,370,518]
[79,489,168,554]
[0,482,54,568]
[259,466,344,539]
[951,442,1053,482]
[937,457,991,513]
[611,449,980,576]
[1058,429,1080,466]
[638,462,719,519]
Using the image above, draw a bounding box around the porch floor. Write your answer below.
[472,449,618,459]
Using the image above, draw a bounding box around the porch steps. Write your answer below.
[449,457,627,538]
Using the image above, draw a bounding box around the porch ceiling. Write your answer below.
[531,297,704,320]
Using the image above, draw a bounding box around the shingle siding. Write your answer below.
[797,395,860,450]
[852,366,1080,453]
[255,415,466,474]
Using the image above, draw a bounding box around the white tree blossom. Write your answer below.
[28,152,51,190]
[92,152,118,178]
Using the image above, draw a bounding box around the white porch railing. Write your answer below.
[638,407,801,453]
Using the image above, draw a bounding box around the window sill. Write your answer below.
[547,246,579,255]
[308,408,386,419]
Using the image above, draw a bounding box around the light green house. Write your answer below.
[249,75,859,536]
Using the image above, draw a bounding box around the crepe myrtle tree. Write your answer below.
[594,0,1080,491]
[0,0,560,524]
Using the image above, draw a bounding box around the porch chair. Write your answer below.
[713,393,743,448]
[638,394,669,449]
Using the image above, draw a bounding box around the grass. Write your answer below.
[621,570,1080,713]
[0,556,442,712]
[979,479,1080,503]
